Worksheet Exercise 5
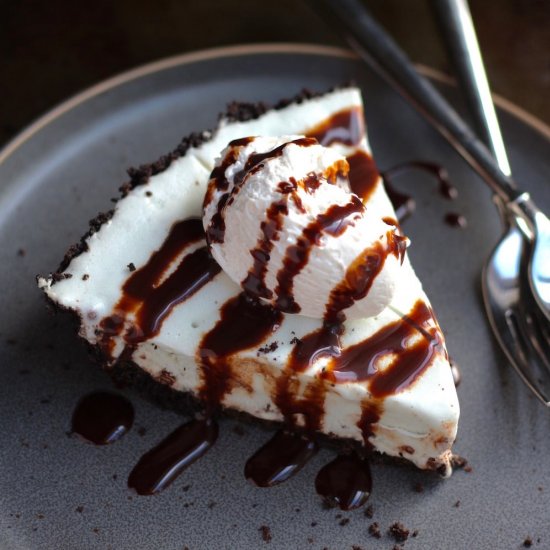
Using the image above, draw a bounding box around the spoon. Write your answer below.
[432,0,550,403]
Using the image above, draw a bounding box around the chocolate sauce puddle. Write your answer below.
[315,452,372,510]
[72,392,134,445]
[245,430,318,487]
[128,418,218,495]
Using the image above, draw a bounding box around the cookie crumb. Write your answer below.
[364,504,374,518]
[259,525,272,543]
[388,522,410,543]
[339,518,349,526]
[258,341,278,354]
[451,455,469,470]
[127,262,136,272]
[523,537,533,548]
[454,500,461,508]
[368,522,381,539]
[75,506,84,513]
[17,248,26,257]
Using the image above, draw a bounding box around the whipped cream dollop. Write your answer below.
[203,136,408,320]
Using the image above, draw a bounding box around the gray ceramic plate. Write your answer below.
[1,44,549,550]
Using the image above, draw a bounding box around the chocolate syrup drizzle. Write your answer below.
[87,105,450,508]
[99,218,221,355]
[241,200,288,299]
[72,392,134,445]
[197,293,282,411]
[274,197,366,314]
[306,106,380,202]
[307,105,365,148]
[381,161,459,223]
[205,137,317,245]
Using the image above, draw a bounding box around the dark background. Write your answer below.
[1,0,549,148]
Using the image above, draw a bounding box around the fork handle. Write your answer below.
[317,0,522,204]
[431,0,511,177]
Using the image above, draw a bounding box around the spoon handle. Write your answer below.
[431,0,511,177]
[317,0,520,203]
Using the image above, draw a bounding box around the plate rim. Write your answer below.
[0,42,548,168]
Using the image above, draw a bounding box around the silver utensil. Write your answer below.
[316,0,550,403]
[433,0,550,404]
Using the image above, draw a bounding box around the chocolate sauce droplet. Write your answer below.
[444,213,467,228]
[72,392,134,445]
[244,430,318,487]
[128,418,218,495]
[450,360,461,387]
[315,453,372,510]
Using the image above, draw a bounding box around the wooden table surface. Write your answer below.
[1,0,549,148]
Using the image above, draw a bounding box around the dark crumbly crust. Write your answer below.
[46,87,348,280]
[56,210,115,273]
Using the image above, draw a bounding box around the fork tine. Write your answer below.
[523,309,550,372]
[503,308,550,405]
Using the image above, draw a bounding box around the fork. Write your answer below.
[317,0,550,404]
[432,0,550,404]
